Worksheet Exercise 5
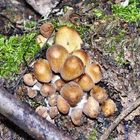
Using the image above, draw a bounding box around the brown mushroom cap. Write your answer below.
[54,79,65,91]
[70,108,84,126]
[55,26,83,53]
[40,22,54,38]
[23,73,37,86]
[40,84,56,97]
[60,56,84,81]
[90,85,108,104]
[57,95,70,114]
[60,82,83,107]
[78,73,94,92]
[83,97,100,118]
[49,106,59,119]
[101,99,117,117]
[27,88,37,98]
[48,94,58,107]
[35,105,48,118]
[46,44,69,73]
[34,59,52,83]
[72,49,91,66]
[85,63,102,83]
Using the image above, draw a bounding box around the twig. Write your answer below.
[99,97,140,140]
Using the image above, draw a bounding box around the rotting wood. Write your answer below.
[0,87,72,140]
[99,97,140,140]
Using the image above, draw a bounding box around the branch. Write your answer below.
[99,97,140,140]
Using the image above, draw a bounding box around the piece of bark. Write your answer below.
[25,0,60,17]
[0,87,72,140]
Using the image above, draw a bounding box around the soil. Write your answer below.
[0,0,140,140]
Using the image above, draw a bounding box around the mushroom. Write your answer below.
[78,73,94,92]
[60,56,84,81]
[40,22,54,38]
[36,34,47,47]
[55,26,83,53]
[40,84,56,97]
[49,106,59,119]
[35,105,48,118]
[85,63,102,83]
[70,108,84,126]
[90,85,108,104]
[48,94,58,107]
[34,59,52,83]
[46,44,69,73]
[57,95,70,114]
[54,79,65,91]
[23,73,37,86]
[27,88,37,98]
[72,49,91,66]
[83,97,100,118]
[101,99,117,117]
[60,82,83,107]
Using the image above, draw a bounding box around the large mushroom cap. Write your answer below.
[78,73,94,92]
[101,99,117,117]
[72,49,91,66]
[46,44,69,73]
[55,26,83,53]
[83,96,100,118]
[60,82,83,107]
[34,59,52,83]
[60,55,84,81]
[85,63,102,83]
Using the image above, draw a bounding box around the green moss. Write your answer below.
[0,33,40,78]
[88,129,97,140]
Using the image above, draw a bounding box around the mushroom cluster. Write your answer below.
[23,23,117,126]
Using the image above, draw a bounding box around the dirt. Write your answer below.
[0,0,140,140]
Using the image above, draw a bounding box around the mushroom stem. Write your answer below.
[0,87,72,140]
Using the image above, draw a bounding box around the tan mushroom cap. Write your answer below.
[35,105,48,118]
[83,96,100,118]
[57,95,70,114]
[34,59,52,83]
[36,35,47,47]
[72,49,91,66]
[70,108,83,126]
[48,94,58,107]
[40,84,56,97]
[101,99,117,117]
[40,22,54,38]
[23,73,37,86]
[90,85,108,104]
[54,79,65,91]
[27,88,37,98]
[60,56,84,81]
[78,73,94,92]
[49,106,59,119]
[46,44,69,73]
[60,82,83,107]
[55,26,83,53]
[85,63,102,83]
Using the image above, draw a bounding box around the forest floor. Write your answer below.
[0,0,140,140]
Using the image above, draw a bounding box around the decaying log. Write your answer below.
[0,87,72,140]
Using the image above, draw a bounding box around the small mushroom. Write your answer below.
[36,35,47,47]
[35,105,48,118]
[48,94,58,107]
[46,44,69,73]
[72,49,91,66]
[57,95,70,114]
[23,73,37,86]
[78,73,94,92]
[40,84,56,97]
[60,56,84,81]
[27,88,37,98]
[70,108,84,126]
[55,26,83,53]
[34,59,52,83]
[90,85,108,104]
[60,82,83,107]
[54,79,65,91]
[83,97,100,118]
[85,63,102,83]
[49,106,59,119]
[101,99,117,117]
[40,22,54,38]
